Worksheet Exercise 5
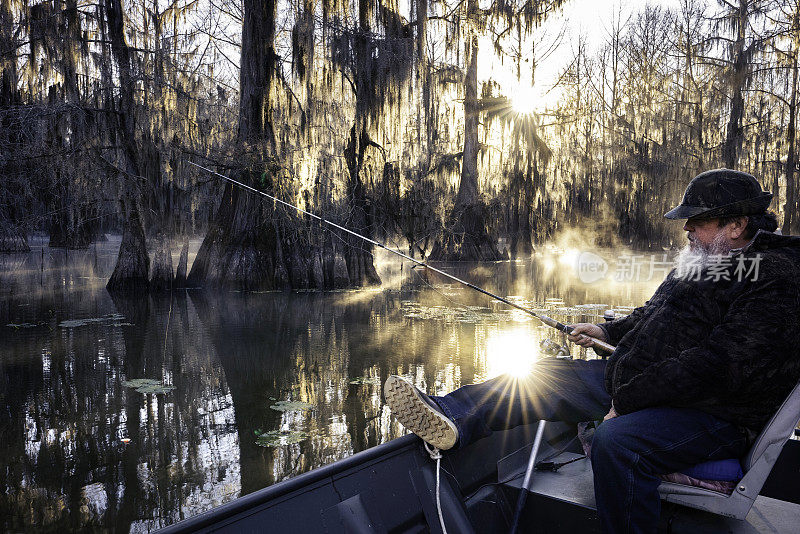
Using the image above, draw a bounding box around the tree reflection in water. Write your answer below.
[0,242,655,530]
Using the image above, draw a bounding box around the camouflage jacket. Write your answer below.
[598,231,800,432]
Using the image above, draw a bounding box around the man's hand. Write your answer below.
[603,403,618,421]
[567,323,608,348]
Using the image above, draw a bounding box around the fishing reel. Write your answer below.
[540,338,571,359]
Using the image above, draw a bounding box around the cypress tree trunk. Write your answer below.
[721,0,749,169]
[189,0,351,290]
[429,34,501,261]
[188,0,280,289]
[107,203,150,292]
[342,125,381,286]
[188,181,288,289]
[517,159,535,256]
[104,0,150,290]
[149,236,174,291]
[336,0,383,287]
[174,239,189,288]
[783,37,799,235]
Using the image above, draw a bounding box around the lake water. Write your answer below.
[0,237,661,531]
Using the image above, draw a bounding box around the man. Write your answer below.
[384,169,800,533]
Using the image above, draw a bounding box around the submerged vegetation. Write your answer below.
[0,0,798,287]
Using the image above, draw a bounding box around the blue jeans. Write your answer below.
[432,358,749,534]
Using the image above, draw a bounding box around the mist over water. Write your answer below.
[0,238,657,531]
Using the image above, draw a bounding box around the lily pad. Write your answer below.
[349,376,380,385]
[59,314,126,328]
[255,429,309,447]
[124,378,161,388]
[269,400,314,412]
[124,378,175,395]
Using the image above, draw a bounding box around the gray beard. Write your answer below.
[674,231,734,278]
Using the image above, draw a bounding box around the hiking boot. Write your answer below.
[384,375,458,450]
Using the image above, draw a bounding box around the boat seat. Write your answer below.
[678,457,742,482]
[658,381,800,520]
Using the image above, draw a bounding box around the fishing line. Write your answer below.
[187,161,616,352]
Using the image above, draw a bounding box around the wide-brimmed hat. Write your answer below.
[664,168,773,220]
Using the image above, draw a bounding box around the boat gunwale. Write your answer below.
[158,434,420,532]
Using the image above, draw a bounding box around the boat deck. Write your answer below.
[499,442,800,533]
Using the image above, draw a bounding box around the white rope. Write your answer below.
[424,442,448,534]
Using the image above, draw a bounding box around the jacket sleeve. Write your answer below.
[598,274,673,345]
[598,307,645,347]
[612,264,797,415]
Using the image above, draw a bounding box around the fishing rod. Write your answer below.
[188,161,616,353]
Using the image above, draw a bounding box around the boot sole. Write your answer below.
[384,376,458,450]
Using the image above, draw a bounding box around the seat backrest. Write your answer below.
[743,381,800,471]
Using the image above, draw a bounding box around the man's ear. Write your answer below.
[729,216,749,239]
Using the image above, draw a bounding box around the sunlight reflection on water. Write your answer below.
[484,329,539,379]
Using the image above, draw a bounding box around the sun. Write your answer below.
[485,330,539,379]
[510,85,538,115]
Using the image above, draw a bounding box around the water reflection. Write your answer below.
[0,241,657,531]
[484,329,539,379]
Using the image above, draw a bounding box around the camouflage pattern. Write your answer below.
[664,168,773,220]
